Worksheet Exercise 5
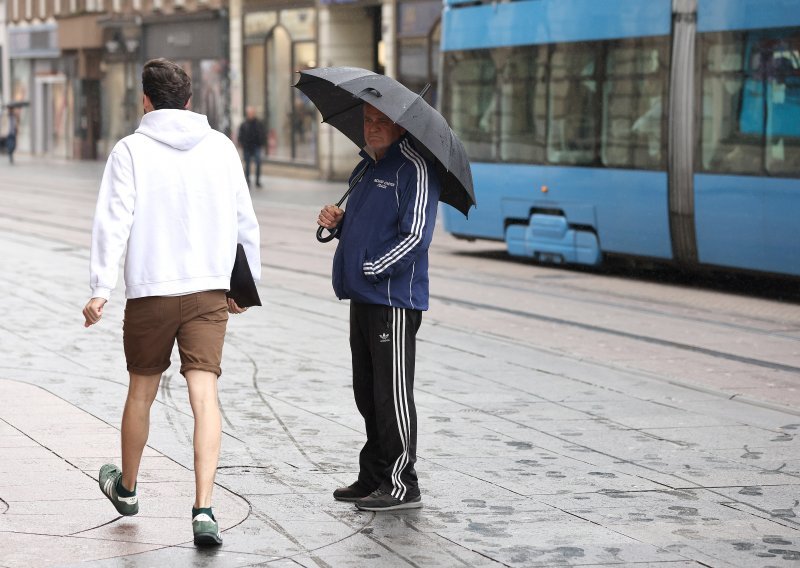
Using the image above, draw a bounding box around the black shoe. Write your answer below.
[355,488,422,511]
[256,181,262,188]
[333,481,374,502]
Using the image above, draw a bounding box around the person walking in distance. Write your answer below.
[6,108,18,164]
[82,58,260,546]
[317,104,441,511]
[237,106,266,188]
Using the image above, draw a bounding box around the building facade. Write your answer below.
[95,0,230,157]
[232,0,442,181]
[5,0,228,159]
[4,0,442,171]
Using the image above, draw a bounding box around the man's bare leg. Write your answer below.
[185,369,221,508]
[121,372,161,491]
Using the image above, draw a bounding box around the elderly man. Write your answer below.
[83,58,260,546]
[317,103,441,511]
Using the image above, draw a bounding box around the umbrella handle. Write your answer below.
[316,225,338,243]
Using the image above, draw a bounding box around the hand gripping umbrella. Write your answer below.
[293,67,476,242]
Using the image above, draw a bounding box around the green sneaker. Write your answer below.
[98,464,138,516]
[192,511,222,546]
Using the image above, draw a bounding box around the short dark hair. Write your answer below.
[142,58,192,110]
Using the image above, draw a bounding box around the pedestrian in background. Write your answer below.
[317,103,441,511]
[237,106,266,188]
[6,108,18,164]
[82,58,260,546]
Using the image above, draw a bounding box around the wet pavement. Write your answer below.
[0,157,799,567]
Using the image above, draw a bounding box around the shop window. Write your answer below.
[292,41,317,164]
[245,7,317,165]
[245,44,265,119]
[397,1,441,105]
[266,26,292,162]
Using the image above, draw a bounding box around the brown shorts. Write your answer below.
[123,290,229,377]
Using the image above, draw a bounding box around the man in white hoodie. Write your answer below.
[82,58,260,546]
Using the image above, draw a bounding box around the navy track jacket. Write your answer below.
[332,135,441,311]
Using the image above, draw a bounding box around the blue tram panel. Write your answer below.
[695,1,800,276]
[449,163,671,263]
[442,0,671,50]
[440,0,800,277]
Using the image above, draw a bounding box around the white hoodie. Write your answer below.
[90,109,261,300]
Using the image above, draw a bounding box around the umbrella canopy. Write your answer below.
[294,67,475,217]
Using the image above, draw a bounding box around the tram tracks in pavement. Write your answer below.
[262,258,800,378]
[3,198,798,401]
[431,294,800,375]
[260,212,800,343]
[427,262,800,341]
[2,219,798,408]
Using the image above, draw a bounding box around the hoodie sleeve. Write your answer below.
[233,146,261,281]
[89,147,136,300]
[362,153,440,283]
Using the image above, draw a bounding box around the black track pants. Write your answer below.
[350,302,422,500]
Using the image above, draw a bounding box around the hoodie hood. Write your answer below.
[135,109,212,151]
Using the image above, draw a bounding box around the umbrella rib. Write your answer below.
[320,100,365,124]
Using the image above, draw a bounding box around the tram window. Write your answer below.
[442,50,497,161]
[547,44,599,166]
[499,45,547,163]
[700,29,800,177]
[700,34,762,174]
[442,38,671,171]
[602,38,668,170]
[765,34,800,176]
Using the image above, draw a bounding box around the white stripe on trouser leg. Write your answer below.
[395,309,410,499]
[390,308,411,500]
[389,308,406,499]
[390,308,409,499]
[397,310,412,498]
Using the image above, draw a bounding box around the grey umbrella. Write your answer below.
[294,67,476,221]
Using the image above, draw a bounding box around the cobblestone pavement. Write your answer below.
[0,157,799,567]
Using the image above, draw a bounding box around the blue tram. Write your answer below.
[439,0,800,277]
